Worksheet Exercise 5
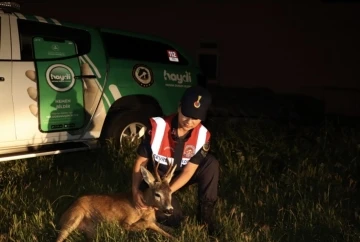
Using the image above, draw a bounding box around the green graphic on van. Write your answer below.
[33,37,85,132]
[132,64,154,88]
[46,64,75,91]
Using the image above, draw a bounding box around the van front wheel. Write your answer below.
[100,111,151,151]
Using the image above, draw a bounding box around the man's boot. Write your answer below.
[197,200,217,235]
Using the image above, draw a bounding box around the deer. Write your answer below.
[56,156,177,242]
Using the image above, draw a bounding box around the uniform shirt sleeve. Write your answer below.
[188,131,211,165]
[136,119,153,159]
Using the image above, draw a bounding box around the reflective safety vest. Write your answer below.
[149,114,210,168]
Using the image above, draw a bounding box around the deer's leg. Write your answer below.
[147,222,176,239]
[56,229,71,242]
[123,219,175,239]
[56,214,85,242]
[156,222,175,234]
[123,219,148,232]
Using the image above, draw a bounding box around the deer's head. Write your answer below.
[140,155,177,216]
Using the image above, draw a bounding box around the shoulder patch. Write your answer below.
[202,142,210,152]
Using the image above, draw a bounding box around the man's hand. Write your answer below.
[26,70,39,117]
[170,162,198,193]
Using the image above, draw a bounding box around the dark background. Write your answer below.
[14,0,360,119]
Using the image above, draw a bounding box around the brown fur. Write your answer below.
[56,161,177,242]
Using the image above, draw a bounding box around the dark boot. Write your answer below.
[197,201,217,235]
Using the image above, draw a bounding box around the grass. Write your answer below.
[0,118,359,242]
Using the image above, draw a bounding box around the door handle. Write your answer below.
[0,77,4,81]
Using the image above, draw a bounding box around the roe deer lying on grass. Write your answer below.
[56,158,177,242]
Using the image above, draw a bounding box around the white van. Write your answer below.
[0,2,204,162]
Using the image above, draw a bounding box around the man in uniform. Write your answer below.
[131,85,219,234]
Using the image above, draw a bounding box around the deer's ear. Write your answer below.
[140,166,156,186]
[164,164,177,184]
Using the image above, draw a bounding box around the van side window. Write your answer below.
[17,19,91,61]
[101,32,189,65]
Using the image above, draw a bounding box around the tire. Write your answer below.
[100,108,158,150]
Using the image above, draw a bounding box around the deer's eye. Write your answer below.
[155,193,161,198]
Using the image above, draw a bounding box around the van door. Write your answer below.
[0,14,15,144]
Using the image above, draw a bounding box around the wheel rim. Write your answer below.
[119,122,146,150]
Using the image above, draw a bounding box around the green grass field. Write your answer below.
[0,118,359,242]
